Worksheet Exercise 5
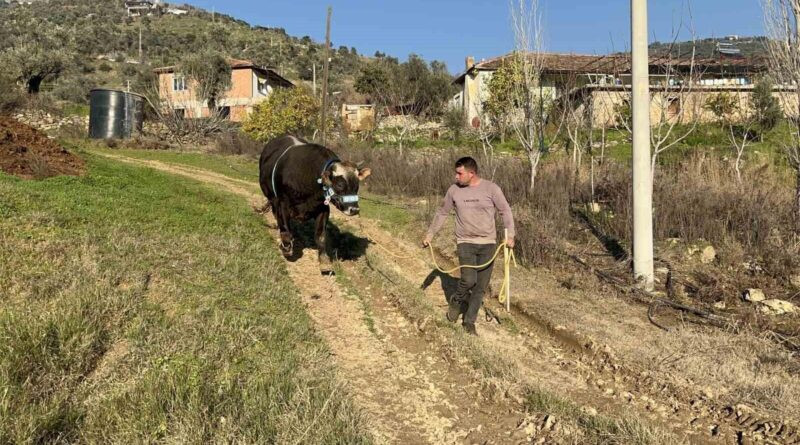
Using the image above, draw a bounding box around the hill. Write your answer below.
[0,0,401,104]
[649,35,768,59]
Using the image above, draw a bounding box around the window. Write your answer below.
[173,75,186,91]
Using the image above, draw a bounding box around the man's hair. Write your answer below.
[455,157,478,174]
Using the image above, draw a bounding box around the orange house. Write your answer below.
[154,58,294,122]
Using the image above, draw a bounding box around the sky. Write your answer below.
[181,0,766,74]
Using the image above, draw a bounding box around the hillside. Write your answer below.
[649,35,768,59]
[0,0,378,103]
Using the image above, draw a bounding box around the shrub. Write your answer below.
[242,87,321,142]
[0,68,24,114]
[214,130,263,157]
[443,107,464,140]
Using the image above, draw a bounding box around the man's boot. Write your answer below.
[446,298,463,323]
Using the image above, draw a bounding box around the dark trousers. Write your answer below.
[453,243,496,325]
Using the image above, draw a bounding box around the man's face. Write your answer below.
[455,166,474,186]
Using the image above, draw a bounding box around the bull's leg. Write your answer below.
[274,201,293,256]
[315,209,332,273]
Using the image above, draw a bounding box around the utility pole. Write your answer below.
[313,62,317,96]
[631,0,654,289]
[138,21,143,63]
[320,6,332,144]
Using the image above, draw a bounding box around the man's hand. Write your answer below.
[422,235,432,248]
[506,237,515,249]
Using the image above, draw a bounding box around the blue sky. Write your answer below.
[182,0,765,74]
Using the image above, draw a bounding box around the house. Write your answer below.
[454,52,773,128]
[341,104,376,132]
[154,58,294,122]
[125,0,157,17]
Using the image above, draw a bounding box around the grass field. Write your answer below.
[0,152,370,443]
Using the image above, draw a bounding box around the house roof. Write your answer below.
[153,58,294,87]
[453,52,767,84]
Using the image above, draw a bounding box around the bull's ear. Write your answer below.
[358,167,371,181]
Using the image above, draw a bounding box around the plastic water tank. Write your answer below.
[88,89,145,139]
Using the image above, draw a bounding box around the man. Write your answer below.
[423,157,515,335]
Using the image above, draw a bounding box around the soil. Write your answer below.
[97,152,800,445]
[0,115,84,179]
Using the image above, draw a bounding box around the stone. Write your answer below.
[700,245,716,264]
[791,274,800,288]
[742,288,766,303]
[581,406,598,417]
[758,299,798,315]
[713,301,727,310]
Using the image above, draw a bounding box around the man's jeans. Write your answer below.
[452,243,496,325]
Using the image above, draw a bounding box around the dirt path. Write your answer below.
[99,153,800,445]
[98,153,529,444]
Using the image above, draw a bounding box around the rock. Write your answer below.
[713,301,727,310]
[581,406,598,417]
[700,245,716,264]
[758,299,798,315]
[791,274,800,288]
[542,415,555,431]
[742,288,766,303]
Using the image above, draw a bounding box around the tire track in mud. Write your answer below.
[100,153,800,445]
[98,153,529,444]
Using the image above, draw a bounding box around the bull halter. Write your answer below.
[270,144,358,206]
[318,158,359,207]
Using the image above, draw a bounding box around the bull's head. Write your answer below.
[322,161,371,216]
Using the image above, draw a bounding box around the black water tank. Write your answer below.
[88,89,145,139]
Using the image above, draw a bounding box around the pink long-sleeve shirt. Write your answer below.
[426,179,515,244]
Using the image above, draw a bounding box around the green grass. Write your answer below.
[0,152,371,443]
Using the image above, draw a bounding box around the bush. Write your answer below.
[0,72,24,114]
[214,130,263,157]
[242,87,321,142]
[443,107,464,140]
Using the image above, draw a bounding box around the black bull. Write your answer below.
[258,135,370,273]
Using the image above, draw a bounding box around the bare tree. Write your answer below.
[763,0,800,230]
[509,0,547,191]
[610,11,702,182]
[705,92,757,183]
[141,73,232,145]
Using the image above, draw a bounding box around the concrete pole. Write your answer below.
[631,0,654,289]
[320,6,332,145]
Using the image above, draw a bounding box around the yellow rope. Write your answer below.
[425,241,517,306]
[362,227,517,309]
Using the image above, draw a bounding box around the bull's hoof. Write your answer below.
[319,254,333,275]
[279,240,293,256]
